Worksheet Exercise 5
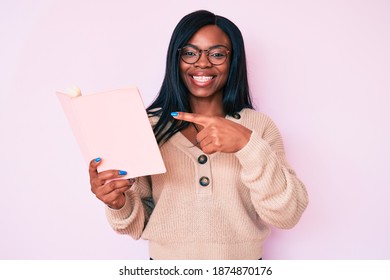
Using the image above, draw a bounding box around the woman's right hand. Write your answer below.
[89,158,135,209]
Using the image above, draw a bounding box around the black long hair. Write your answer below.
[147,10,254,144]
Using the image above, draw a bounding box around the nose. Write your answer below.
[194,51,212,68]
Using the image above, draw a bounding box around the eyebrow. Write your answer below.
[184,44,230,50]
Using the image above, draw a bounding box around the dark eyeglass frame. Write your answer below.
[178,44,230,66]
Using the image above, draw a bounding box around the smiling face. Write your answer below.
[179,25,231,106]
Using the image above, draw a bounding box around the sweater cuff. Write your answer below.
[235,130,275,170]
[105,190,135,222]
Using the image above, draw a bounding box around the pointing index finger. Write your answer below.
[171,112,210,126]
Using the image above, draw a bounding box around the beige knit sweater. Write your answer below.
[105,109,308,259]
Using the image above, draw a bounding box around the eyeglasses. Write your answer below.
[178,44,230,65]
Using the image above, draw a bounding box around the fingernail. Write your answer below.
[118,170,127,175]
[171,112,179,117]
[129,178,135,184]
[95,157,101,163]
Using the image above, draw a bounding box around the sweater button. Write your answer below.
[199,176,210,187]
[197,154,208,164]
[232,112,241,119]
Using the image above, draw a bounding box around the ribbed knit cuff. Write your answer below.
[105,190,135,222]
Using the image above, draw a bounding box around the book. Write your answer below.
[56,87,166,179]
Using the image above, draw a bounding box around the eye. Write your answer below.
[210,52,226,58]
[209,49,227,59]
[183,51,196,57]
[181,48,198,57]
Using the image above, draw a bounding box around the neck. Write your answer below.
[189,94,225,117]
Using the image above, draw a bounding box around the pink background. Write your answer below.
[1,0,389,259]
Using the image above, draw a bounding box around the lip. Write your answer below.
[189,74,216,87]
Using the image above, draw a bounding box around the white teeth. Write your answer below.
[192,76,213,82]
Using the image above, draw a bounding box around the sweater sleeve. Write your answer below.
[105,175,153,239]
[234,117,308,229]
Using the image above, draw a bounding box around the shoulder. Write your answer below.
[240,108,269,119]
[239,109,284,144]
[239,108,277,129]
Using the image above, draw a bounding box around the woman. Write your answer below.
[89,10,308,260]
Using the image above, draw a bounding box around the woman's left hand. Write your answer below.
[172,112,252,154]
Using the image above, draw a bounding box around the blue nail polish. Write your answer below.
[95,157,101,163]
[118,170,127,175]
[171,112,179,117]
